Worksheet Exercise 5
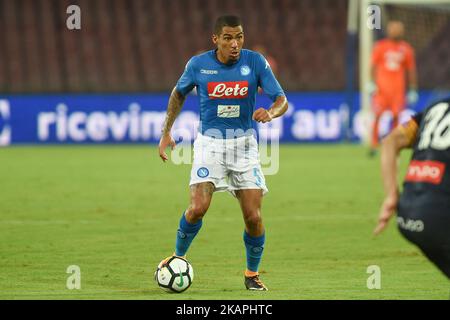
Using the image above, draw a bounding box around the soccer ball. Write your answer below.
[155,256,194,293]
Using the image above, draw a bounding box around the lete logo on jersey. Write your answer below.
[207,81,248,99]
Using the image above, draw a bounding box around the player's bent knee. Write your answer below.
[187,203,209,220]
[244,213,262,228]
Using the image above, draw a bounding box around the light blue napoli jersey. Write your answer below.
[176,49,285,138]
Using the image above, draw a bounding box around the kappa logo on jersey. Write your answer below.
[207,81,249,99]
[200,69,218,75]
[405,160,445,185]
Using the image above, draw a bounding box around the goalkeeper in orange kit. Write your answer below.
[368,21,418,157]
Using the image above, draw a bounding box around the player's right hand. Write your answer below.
[373,193,398,236]
[158,134,176,162]
[253,108,273,123]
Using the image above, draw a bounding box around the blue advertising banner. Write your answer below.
[0,91,442,146]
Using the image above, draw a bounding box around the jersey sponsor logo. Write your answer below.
[384,50,404,71]
[207,81,249,99]
[397,217,424,232]
[405,160,445,185]
[217,105,240,118]
[200,69,218,75]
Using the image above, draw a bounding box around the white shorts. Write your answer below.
[189,133,268,196]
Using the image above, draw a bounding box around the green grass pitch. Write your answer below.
[0,145,448,299]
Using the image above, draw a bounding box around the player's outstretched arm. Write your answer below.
[253,95,288,123]
[159,87,186,162]
[373,126,413,235]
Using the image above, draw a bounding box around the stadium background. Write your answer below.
[0,0,449,145]
[0,0,449,299]
[0,0,449,93]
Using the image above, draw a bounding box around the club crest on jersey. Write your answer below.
[197,167,210,178]
[207,81,248,99]
[240,65,251,76]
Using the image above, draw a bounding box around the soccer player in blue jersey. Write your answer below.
[158,15,288,291]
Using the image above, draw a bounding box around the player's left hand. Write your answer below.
[253,108,273,123]
[373,193,398,236]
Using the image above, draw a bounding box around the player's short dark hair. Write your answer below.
[214,15,242,35]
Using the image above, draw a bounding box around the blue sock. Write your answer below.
[175,212,202,256]
[243,231,265,273]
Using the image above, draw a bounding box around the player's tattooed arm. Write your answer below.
[253,95,288,123]
[158,87,186,162]
[161,87,186,136]
[267,95,288,119]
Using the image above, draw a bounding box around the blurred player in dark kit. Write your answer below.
[375,97,450,279]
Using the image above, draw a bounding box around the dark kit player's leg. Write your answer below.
[174,182,214,257]
[398,199,450,279]
[236,189,268,290]
[418,245,450,279]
